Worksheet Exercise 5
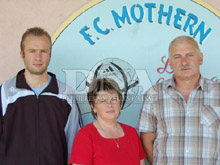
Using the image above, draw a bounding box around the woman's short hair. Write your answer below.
[87,78,122,119]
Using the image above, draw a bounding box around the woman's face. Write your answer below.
[92,90,121,122]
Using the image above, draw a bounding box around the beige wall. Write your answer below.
[0,0,219,84]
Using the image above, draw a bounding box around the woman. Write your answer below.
[69,78,146,165]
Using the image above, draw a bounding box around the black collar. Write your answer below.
[16,69,59,94]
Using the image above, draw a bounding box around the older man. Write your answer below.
[138,36,220,165]
[0,27,79,165]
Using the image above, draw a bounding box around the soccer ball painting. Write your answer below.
[76,58,139,115]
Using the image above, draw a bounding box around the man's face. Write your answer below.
[169,40,203,81]
[20,35,51,76]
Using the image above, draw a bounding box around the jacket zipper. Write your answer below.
[36,94,40,165]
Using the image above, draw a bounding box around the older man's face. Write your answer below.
[169,40,203,81]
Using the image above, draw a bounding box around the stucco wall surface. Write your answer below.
[0,0,219,84]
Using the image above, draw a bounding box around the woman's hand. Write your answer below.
[140,159,145,165]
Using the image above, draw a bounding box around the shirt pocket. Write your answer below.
[200,105,220,158]
[200,105,220,129]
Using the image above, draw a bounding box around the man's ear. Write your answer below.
[199,53,203,65]
[20,51,24,59]
[169,58,173,69]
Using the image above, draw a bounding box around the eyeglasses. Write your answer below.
[95,95,120,104]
